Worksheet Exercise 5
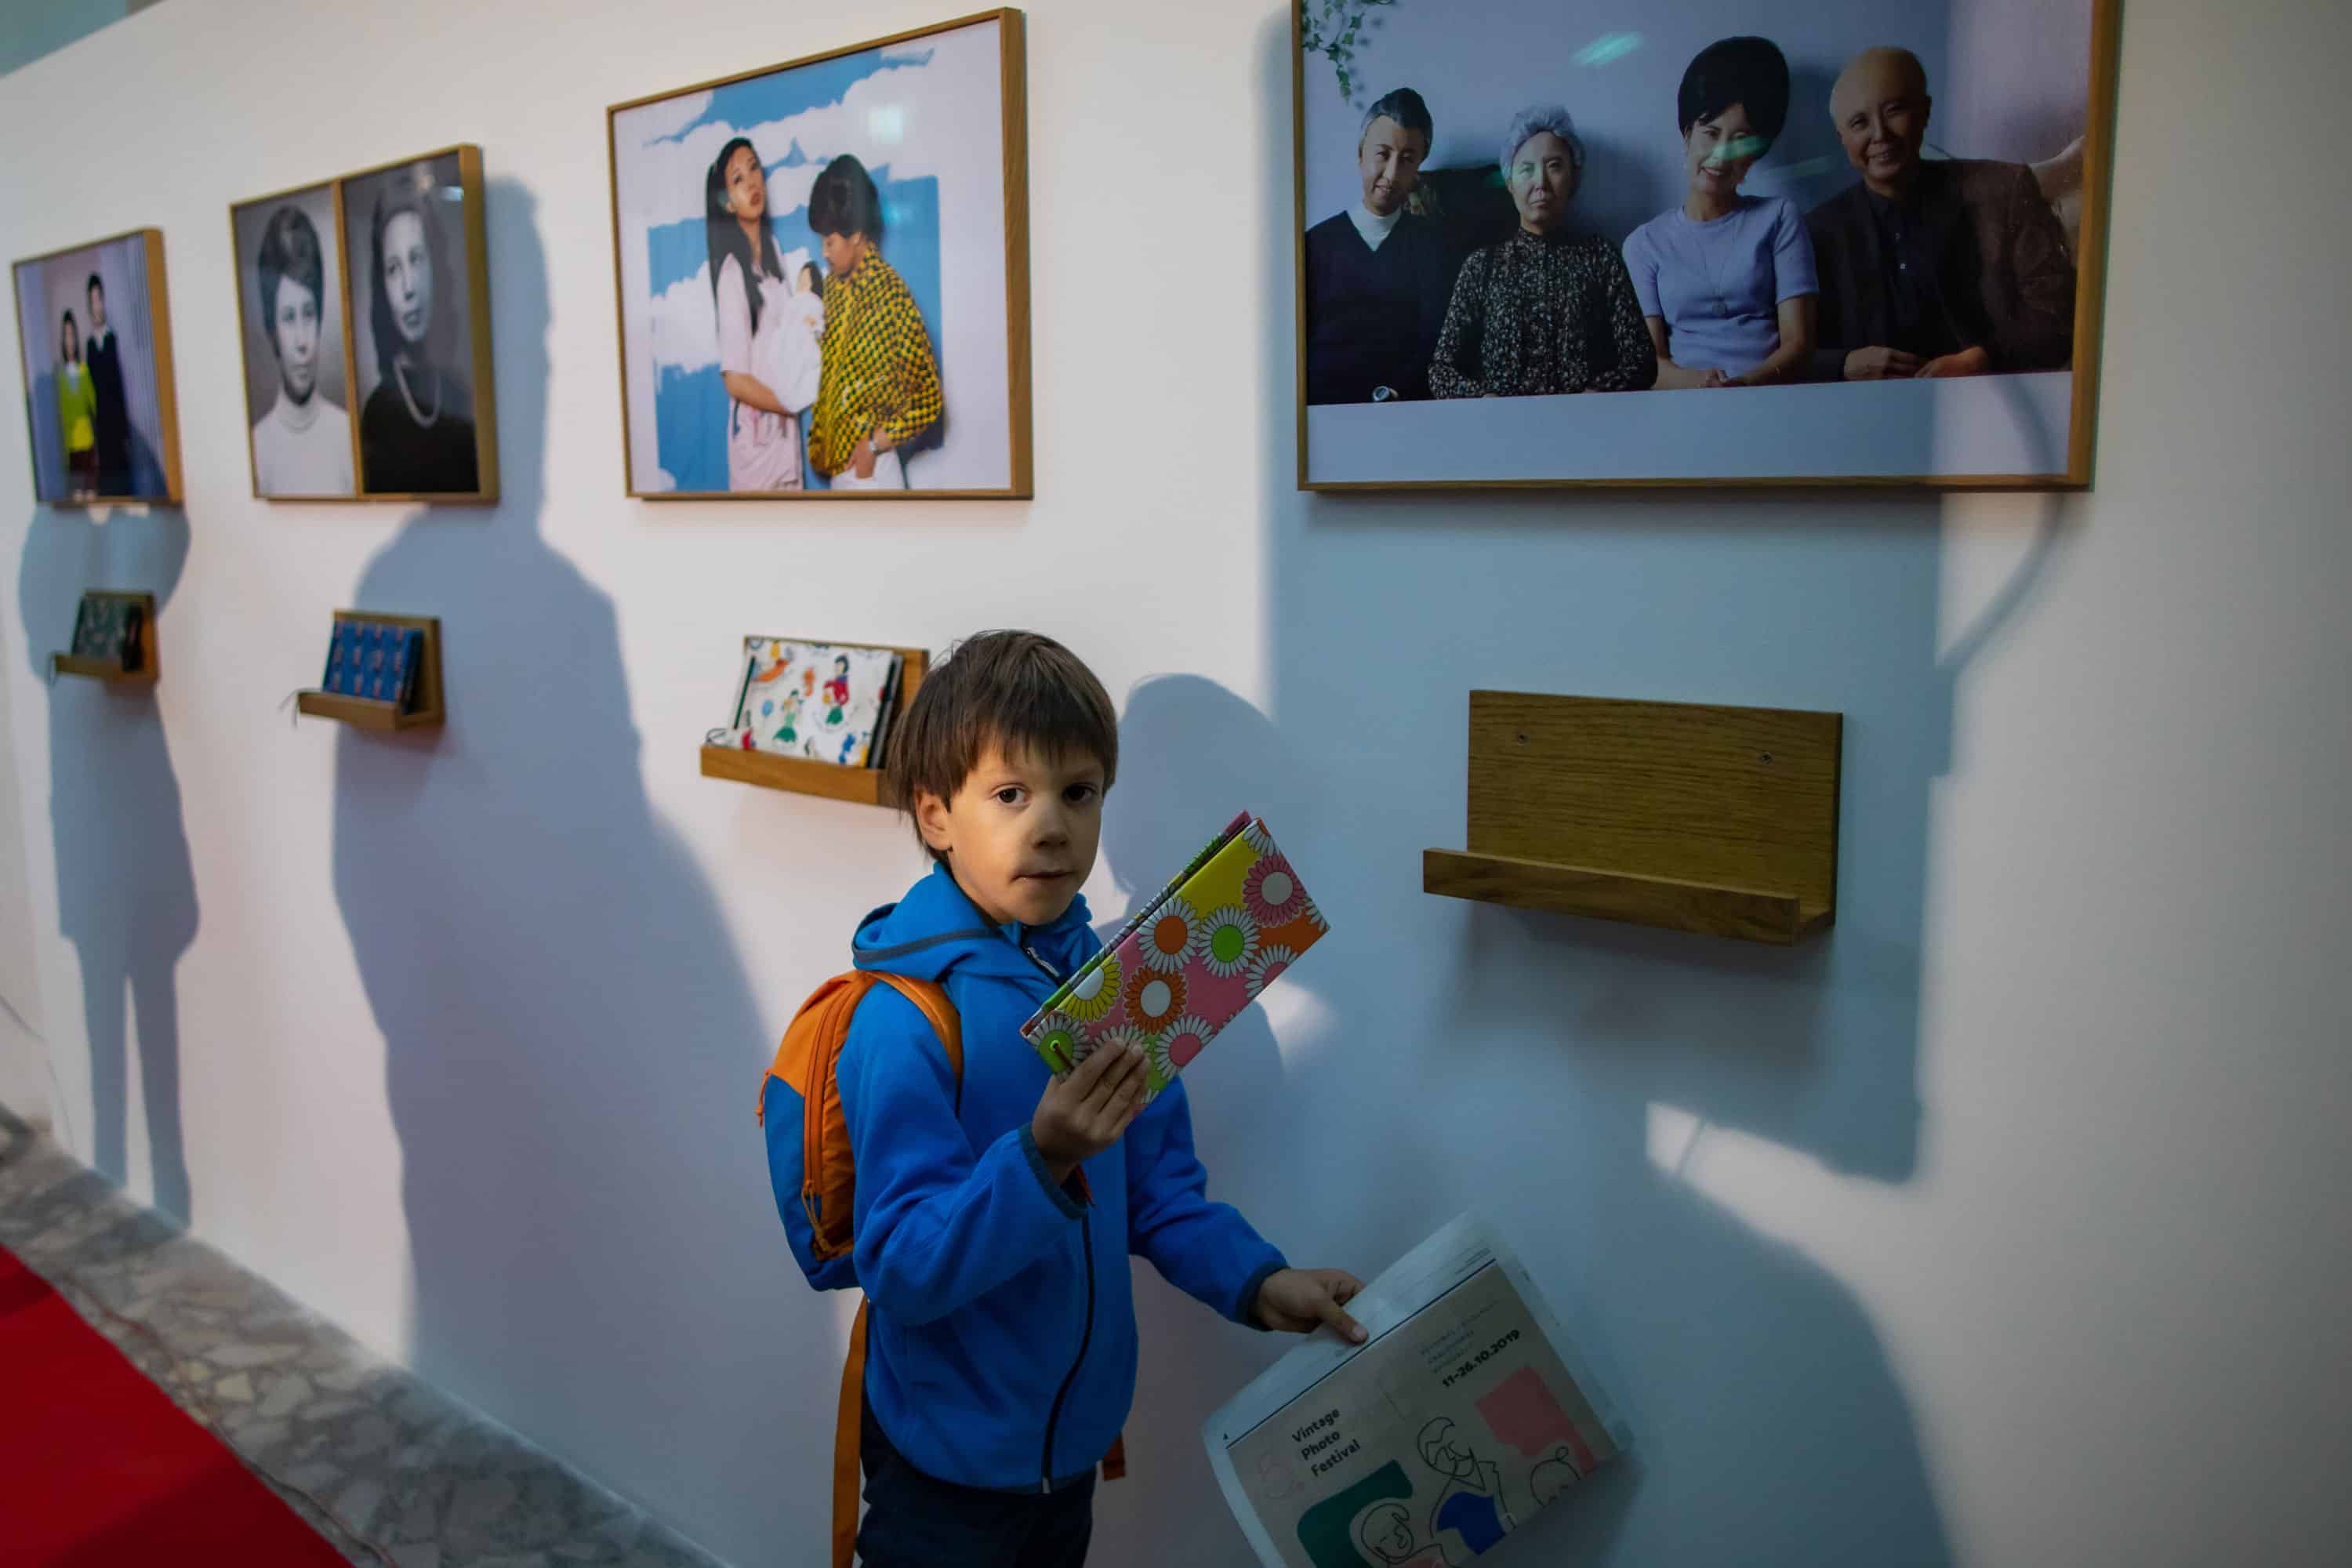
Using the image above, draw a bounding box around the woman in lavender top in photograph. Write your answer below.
[1621,36,1818,389]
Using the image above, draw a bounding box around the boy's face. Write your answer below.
[917,739,1105,930]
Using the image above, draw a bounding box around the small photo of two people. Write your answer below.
[17,234,175,504]
[1303,16,2089,409]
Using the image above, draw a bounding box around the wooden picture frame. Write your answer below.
[607,9,1032,500]
[10,227,183,506]
[1291,0,2121,491]
[230,145,499,503]
[229,177,360,499]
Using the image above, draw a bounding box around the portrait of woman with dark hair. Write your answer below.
[251,203,354,495]
[358,166,479,495]
[706,135,821,492]
[1621,36,1819,390]
[56,310,97,496]
[805,152,942,490]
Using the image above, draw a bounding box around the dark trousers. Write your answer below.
[857,1396,1094,1568]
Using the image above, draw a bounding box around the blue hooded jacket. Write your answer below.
[836,861,1287,1493]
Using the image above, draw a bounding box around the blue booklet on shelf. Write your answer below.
[321,621,423,710]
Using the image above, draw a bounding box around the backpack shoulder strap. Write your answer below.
[834,1298,869,1568]
[864,972,963,1106]
[755,971,961,1125]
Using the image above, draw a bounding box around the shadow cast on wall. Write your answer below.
[1087,677,1470,1565]
[16,501,195,1222]
[328,180,821,1561]
[1098,9,2071,1563]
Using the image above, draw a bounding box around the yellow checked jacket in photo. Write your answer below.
[808,253,945,478]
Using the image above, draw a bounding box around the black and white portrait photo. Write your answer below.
[231,182,356,498]
[339,149,496,499]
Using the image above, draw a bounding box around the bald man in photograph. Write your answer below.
[1806,46,2076,382]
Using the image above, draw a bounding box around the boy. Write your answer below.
[840,630,1366,1566]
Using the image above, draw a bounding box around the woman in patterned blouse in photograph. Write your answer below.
[1431,105,1657,398]
[805,154,943,491]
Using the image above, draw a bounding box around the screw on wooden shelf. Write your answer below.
[1759,752,1775,764]
[1517,733,1530,745]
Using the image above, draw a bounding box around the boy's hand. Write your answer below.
[1253,1268,1369,1344]
[1031,1043,1150,1184]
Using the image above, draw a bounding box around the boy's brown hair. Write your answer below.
[887,631,1120,863]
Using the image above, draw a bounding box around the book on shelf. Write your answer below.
[714,638,905,770]
[321,620,422,710]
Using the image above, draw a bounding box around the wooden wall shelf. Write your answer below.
[52,591,158,684]
[702,641,927,808]
[1423,691,1842,946]
[296,612,444,731]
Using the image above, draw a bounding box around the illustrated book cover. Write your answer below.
[722,638,903,768]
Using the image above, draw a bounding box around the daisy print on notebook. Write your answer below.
[1022,811,1327,1101]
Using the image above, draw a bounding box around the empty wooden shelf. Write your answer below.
[296,612,444,731]
[1423,691,1842,945]
[700,642,927,808]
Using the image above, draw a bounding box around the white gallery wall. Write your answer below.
[3,1,2347,1563]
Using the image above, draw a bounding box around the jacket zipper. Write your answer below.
[1040,1210,1096,1492]
[1010,924,1091,1492]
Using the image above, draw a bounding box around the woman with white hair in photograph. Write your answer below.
[1429,104,1657,398]
[359,169,479,494]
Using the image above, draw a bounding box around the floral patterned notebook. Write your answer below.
[1022,811,1327,1101]
[721,639,904,768]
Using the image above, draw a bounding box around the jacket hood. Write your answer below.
[852,861,1095,985]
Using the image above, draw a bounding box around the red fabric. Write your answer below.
[0,1243,349,1565]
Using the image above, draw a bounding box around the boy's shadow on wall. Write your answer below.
[330,180,814,1557]
[1098,15,2092,1565]
[16,503,196,1222]
[1091,675,1459,1563]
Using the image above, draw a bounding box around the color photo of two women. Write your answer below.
[1297,0,2110,486]
[609,13,1025,497]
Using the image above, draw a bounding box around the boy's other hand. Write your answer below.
[1253,1268,1369,1344]
[1031,1044,1150,1184]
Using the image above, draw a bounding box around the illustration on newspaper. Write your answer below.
[1205,1215,1631,1566]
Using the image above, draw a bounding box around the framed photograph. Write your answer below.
[11,228,183,506]
[338,147,499,501]
[230,180,358,498]
[1292,0,2120,489]
[607,8,1032,499]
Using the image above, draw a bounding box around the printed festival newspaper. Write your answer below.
[1206,1216,1631,1566]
